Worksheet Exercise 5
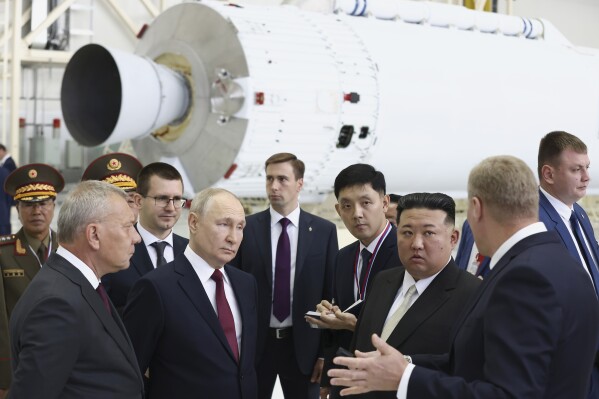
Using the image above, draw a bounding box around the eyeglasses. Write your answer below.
[144,195,186,209]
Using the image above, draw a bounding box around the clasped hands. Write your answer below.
[304,300,357,331]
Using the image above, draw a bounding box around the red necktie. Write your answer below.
[96,283,111,315]
[211,269,239,362]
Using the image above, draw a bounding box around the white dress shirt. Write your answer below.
[56,246,101,289]
[184,246,242,351]
[269,205,300,328]
[397,222,547,399]
[137,222,175,268]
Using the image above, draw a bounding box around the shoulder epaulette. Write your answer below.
[0,234,16,246]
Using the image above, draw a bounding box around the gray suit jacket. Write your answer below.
[8,253,144,399]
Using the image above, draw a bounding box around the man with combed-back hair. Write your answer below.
[538,131,599,398]
[8,181,143,399]
[329,155,599,399]
[124,188,259,399]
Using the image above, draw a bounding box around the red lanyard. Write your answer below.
[354,222,392,300]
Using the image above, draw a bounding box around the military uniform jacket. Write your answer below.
[0,228,58,388]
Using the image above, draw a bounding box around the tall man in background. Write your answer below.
[538,130,599,397]
[103,162,188,311]
[232,153,338,399]
[0,164,64,396]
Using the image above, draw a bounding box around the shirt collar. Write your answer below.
[270,205,300,228]
[184,245,231,285]
[23,229,51,251]
[56,246,101,289]
[540,186,573,220]
[489,222,547,270]
[360,221,390,253]
[0,153,9,165]
[137,222,174,247]
[403,257,448,295]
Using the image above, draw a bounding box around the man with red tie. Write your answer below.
[124,188,259,399]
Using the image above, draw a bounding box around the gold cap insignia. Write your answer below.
[107,158,122,171]
[28,169,38,179]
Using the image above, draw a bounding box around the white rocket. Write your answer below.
[60,0,599,201]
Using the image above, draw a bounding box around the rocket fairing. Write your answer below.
[60,0,599,201]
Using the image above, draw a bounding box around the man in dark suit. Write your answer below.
[231,153,338,399]
[0,164,64,395]
[329,155,599,399]
[349,193,480,399]
[103,162,188,310]
[124,188,258,399]
[9,180,144,399]
[0,144,16,173]
[309,164,400,398]
[455,220,490,277]
[537,130,599,397]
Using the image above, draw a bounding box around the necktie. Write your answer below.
[570,211,599,294]
[380,284,417,341]
[273,218,291,322]
[96,283,112,315]
[211,269,239,362]
[37,243,47,263]
[358,248,372,299]
[151,241,168,267]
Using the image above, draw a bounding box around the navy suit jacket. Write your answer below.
[230,208,338,375]
[409,231,599,398]
[322,226,401,387]
[9,253,144,399]
[539,190,599,397]
[124,254,258,399]
[455,220,490,278]
[103,227,188,310]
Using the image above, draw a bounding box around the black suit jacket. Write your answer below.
[230,208,338,375]
[350,260,480,399]
[103,227,188,310]
[410,231,599,398]
[9,253,144,399]
[322,226,401,387]
[124,254,258,399]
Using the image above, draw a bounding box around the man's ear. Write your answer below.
[86,223,101,250]
[540,164,554,185]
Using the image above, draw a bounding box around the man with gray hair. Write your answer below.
[124,188,259,399]
[329,155,599,399]
[8,181,144,399]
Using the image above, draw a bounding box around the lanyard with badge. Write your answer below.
[28,237,52,267]
[353,222,392,300]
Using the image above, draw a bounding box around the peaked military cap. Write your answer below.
[81,152,142,192]
[4,163,65,202]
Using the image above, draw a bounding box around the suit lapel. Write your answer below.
[387,263,456,347]
[227,265,249,366]
[49,256,141,378]
[364,226,397,295]
[295,210,312,279]
[130,240,153,276]
[176,257,238,364]
[337,242,360,306]
[370,269,404,336]
[256,210,273,289]
[539,191,579,257]
[173,234,187,254]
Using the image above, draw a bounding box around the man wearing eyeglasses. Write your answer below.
[0,163,64,397]
[103,162,189,312]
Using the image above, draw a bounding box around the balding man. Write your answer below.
[8,181,143,399]
[124,188,258,399]
[329,156,599,399]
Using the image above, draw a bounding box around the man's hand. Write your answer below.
[311,358,324,383]
[305,300,357,331]
[328,334,408,396]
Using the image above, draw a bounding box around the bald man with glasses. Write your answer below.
[103,162,189,312]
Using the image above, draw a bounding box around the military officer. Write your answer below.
[0,163,64,396]
[81,152,143,219]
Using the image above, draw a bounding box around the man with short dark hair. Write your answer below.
[124,188,258,399]
[329,156,599,399]
[0,164,64,395]
[348,193,480,399]
[231,152,338,399]
[9,180,144,398]
[311,164,400,399]
[103,162,188,311]
[0,145,16,173]
[538,130,599,397]
[385,194,401,227]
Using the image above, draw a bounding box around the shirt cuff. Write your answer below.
[396,363,415,399]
